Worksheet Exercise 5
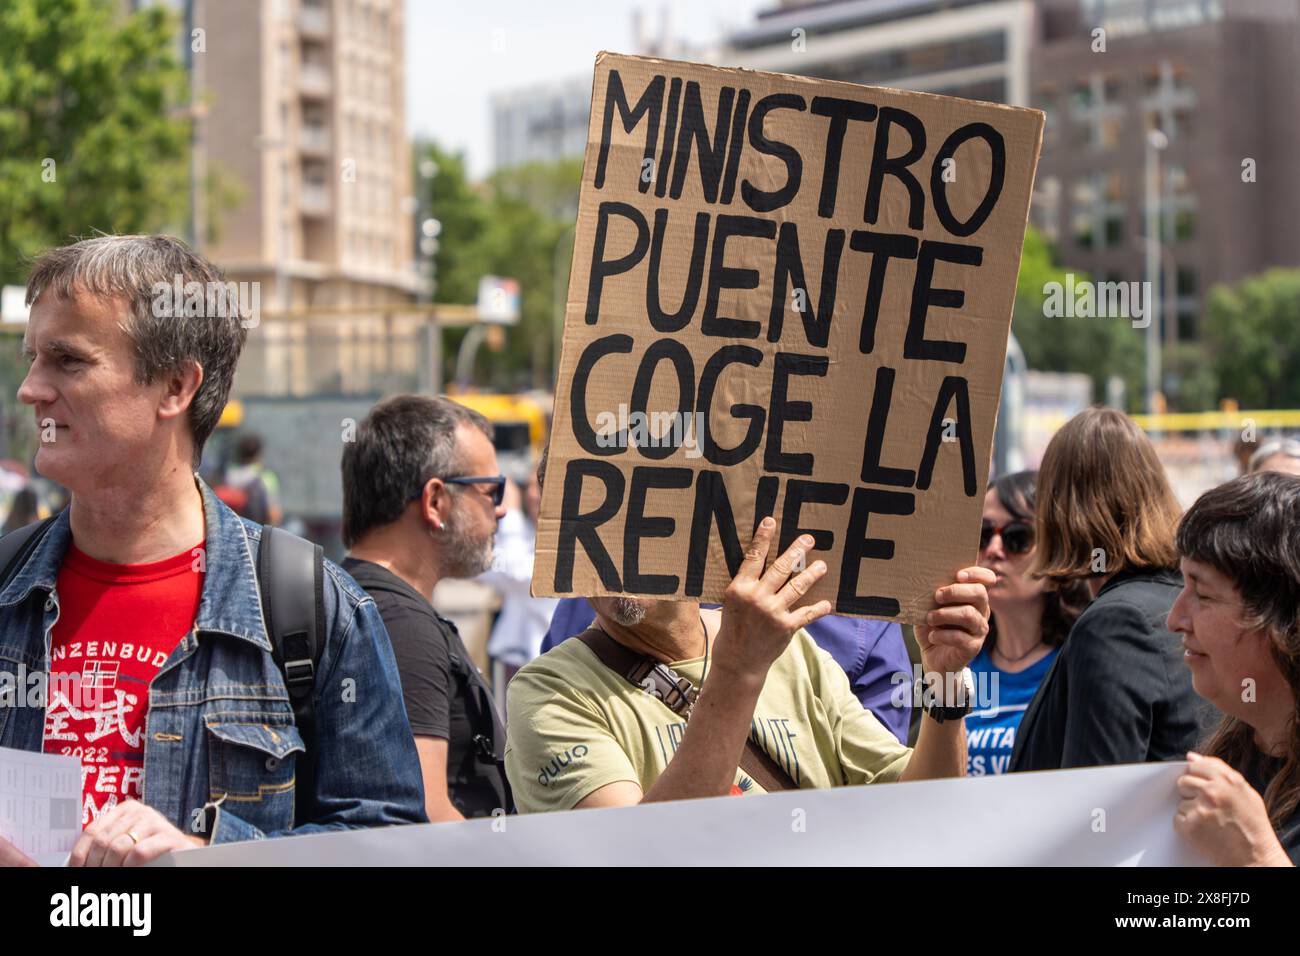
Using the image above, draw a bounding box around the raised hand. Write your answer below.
[711,516,834,679]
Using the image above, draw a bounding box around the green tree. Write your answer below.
[1204,268,1300,409]
[1011,226,1145,409]
[1161,340,1219,412]
[417,141,581,390]
[418,142,490,309]
[0,0,191,285]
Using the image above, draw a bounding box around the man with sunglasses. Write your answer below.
[341,395,512,821]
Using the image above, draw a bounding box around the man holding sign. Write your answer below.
[507,488,993,810]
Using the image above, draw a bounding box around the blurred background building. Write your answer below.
[492,77,592,172]
[489,0,1300,345]
[726,0,1034,105]
[1032,0,1300,342]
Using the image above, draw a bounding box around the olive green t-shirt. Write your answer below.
[505,628,913,813]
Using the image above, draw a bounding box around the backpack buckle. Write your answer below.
[281,629,315,690]
[283,658,315,685]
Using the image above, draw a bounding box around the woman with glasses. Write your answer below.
[966,471,1089,775]
[1009,408,1218,772]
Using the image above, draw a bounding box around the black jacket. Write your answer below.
[1010,567,1219,772]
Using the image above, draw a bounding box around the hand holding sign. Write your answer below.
[915,566,993,677]
[711,516,833,680]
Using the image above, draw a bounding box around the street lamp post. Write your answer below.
[416,157,439,394]
[1144,127,1168,416]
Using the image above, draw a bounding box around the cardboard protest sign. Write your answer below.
[533,52,1044,623]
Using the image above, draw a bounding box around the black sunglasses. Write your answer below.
[979,520,1034,555]
[438,475,506,507]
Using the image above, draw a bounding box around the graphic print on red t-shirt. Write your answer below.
[42,541,204,825]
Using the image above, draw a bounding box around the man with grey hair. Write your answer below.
[0,235,425,867]
[1248,437,1300,477]
[341,394,512,821]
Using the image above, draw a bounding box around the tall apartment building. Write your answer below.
[1031,0,1300,343]
[126,0,424,396]
[193,0,418,310]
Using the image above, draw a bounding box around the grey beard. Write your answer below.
[442,512,494,578]
[609,597,647,627]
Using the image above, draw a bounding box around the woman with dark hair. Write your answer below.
[1010,408,1217,772]
[966,471,1089,775]
[1167,472,1300,865]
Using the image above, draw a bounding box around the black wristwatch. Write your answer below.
[917,667,975,723]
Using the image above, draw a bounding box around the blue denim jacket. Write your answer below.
[0,478,427,845]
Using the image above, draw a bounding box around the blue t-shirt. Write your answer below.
[965,645,1058,776]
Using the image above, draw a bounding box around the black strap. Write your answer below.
[257,524,324,827]
[0,516,58,595]
[575,627,798,793]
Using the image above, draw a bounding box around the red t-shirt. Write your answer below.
[42,541,204,825]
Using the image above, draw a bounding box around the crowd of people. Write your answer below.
[0,234,1296,867]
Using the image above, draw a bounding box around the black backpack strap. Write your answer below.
[0,516,58,594]
[256,524,325,827]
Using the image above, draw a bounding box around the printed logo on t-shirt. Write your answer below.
[42,544,203,826]
[51,640,170,669]
[967,725,1017,775]
[731,777,754,796]
[45,677,147,823]
[535,743,590,787]
[655,715,802,787]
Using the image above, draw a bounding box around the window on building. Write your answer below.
[1072,172,1127,250]
[1165,164,1197,242]
[1070,73,1126,151]
[1143,62,1196,143]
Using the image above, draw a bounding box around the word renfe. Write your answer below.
[534,53,1043,622]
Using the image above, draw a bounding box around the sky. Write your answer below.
[405,0,767,179]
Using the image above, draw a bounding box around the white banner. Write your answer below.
[158,762,1205,866]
